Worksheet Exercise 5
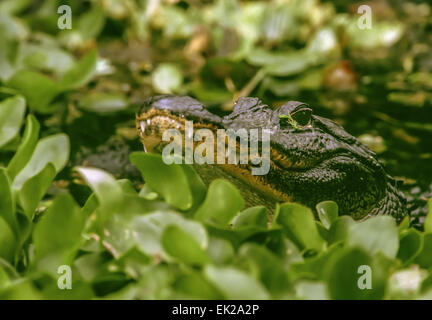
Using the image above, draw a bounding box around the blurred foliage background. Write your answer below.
[0,0,432,200]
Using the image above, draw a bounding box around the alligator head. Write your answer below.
[136,95,407,221]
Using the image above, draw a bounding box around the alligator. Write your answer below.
[135,95,408,222]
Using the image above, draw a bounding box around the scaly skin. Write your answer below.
[136,95,408,221]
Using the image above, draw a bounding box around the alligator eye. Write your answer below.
[290,108,312,127]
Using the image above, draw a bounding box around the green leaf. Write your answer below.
[195,179,244,226]
[138,184,159,200]
[19,163,56,218]
[0,267,11,289]
[326,248,386,300]
[6,70,60,113]
[33,193,84,273]
[75,167,123,227]
[0,0,31,15]
[21,44,74,75]
[231,206,268,229]
[113,248,151,280]
[104,202,188,258]
[0,39,17,82]
[203,223,267,249]
[74,252,112,282]
[181,164,207,213]
[12,133,69,190]
[151,63,183,94]
[316,201,338,229]
[388,267,427,300]
[295,280,328,300]
[173,271,223,299]
[161,225,209,266]
[316,221,329,242]
[132,212,207,259]
[239,243,290,293]
[59,49,98,90]
[0,13,27,41]
[346,20,403,49]
[78,92,128,113]
[247,48,286,66]
[40,280,94,300]
[290,242,343,279]
[283,238,304,265]
[0,168,17,235]
[347,216,399,259]
[206,236,234,265]
[247,49,314,76]
[387,92,426,108]
[189,85,233,104]
[327,216,355,245]
[424,198,432,234]
[76,8,105,39]
[262,77,299,97]
[116,179,138,195]
[100,212,137,258]
[265,52,313,76]
[130,152,193,210]
[0,217,16,263]
[158,6,196,38]
[80,193,99,218]
[414,234,432,268]
[0,258,19,283]
[398,215,410,234]
[204,265,270,300]
[0,279,41,300]
[260,5,297,43]
[306,28,338,57]
[397,229,423,263]
[421,272,432,293]
[0,95,25,147]
[276,203,325,252]
[7,114,40,181]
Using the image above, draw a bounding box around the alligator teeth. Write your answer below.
[139,121,148,152]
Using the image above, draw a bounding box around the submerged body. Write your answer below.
[136,95,408,221]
